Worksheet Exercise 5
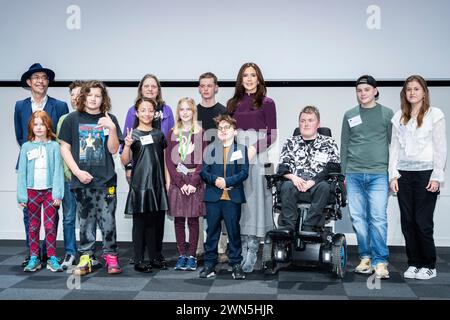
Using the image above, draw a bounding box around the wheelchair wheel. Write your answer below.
[262,238,277,274]
[331,234,347,279]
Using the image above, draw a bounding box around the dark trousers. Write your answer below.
[205,201,242,267]
[174,217,199,257]
[397,170,437,269]
[280,180,331,231]
[133,211,165,262]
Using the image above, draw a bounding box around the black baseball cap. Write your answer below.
[356,75,379,98]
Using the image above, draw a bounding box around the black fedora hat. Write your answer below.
[21,63,55,87]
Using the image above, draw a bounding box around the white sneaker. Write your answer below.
[403,266,420,279]
[355,258,373,274]
[374,262,390,279]
[415,268,436,280]
[61,254,76,270]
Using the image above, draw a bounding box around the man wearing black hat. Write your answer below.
[14,63,69,266]
[340,75,394,280]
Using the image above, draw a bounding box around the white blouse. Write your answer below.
[389,107,447,182]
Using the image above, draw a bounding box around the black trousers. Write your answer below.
[132,211,165,262]
[397,170,437,269]
[280,180,331,231]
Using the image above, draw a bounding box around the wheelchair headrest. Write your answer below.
[292,127,332,137]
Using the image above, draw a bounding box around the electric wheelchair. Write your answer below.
[261,127,348,278]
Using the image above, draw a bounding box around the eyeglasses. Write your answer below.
[30,75,49,81]
[218,125,232,131]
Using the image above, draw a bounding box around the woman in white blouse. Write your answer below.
[389,75,447,280]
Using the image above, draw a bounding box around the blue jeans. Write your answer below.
[346,173,389,265]
[62,182,77,256]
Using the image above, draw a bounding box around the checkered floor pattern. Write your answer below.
[0,240,449,300]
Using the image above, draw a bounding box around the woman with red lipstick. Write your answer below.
[389,75,447,280]
[226,62,277,273]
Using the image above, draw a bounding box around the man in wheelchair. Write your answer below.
[277,106,340,233]
[262,106,347,277]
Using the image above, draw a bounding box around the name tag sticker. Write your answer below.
[315,152,328,163]
[230,150,243,162]
[177,163,189,175]
[27,149,39,161]
[348,115,362,128]
[140,134,154,145]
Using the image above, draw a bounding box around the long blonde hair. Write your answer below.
[173,97,201,135]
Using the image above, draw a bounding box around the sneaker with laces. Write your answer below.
[354,258,373,274]
[73,254,92,276]
[24,255,41,272]
[415,268,436,280]
[186,256,197,271]
[61,254,76,270]
[403,266,420,279]
[47,256,63,272]
[199,265,216,278]
[104,254,122,274]
[374,262,389,279]
[174,255,188,271]
[232,264,246,280]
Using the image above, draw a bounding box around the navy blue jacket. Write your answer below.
[201,141,249,204]
[14,96,69,147]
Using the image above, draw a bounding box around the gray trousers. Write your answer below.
[74,188,118,256]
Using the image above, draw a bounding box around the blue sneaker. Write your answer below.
[174,255,187,270]
[186,256,197,271]
[24,255,41,272]
[46,256,63,272]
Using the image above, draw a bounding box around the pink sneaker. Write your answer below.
[104,254,122,274]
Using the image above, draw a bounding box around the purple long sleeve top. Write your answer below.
[232,93,277,154]
[165,129,206,188]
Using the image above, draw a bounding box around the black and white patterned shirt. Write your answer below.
[277,134,340,182]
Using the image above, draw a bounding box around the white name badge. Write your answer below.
[177,163,189,175]
[103,128,110,136]
[27,148,39,161]
[348,115,362,128]
[315,152,328,163]
[230,150,243,162]
[140,134,154,145]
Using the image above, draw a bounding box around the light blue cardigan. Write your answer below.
[17,140,64,204]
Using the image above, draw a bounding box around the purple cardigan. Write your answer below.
[123,103,174,140]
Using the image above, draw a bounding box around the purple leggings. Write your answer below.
[174,217,199,257]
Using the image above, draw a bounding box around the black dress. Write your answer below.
[124,129,169,214]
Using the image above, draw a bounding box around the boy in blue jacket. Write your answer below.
[199,114,249,279]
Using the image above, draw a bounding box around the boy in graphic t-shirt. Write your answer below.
[59,80,123,276]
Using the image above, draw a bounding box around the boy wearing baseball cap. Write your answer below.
[340,75,394,279]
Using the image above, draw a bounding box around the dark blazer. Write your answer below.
[201,140,249,204]
[14,96,69,147]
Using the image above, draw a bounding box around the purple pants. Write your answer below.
[174,217,199,257]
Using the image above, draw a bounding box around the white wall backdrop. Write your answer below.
[1,0,450,81]
[1,85,449,245]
